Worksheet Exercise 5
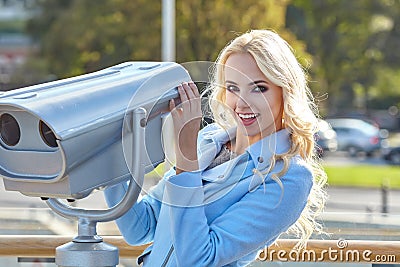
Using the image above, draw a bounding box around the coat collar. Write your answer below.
[197,123,291,176]
[245,128,291,172]
[197,124,236,171]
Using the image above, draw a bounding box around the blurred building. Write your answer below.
[0,0,37,90]
[0,33,35,89]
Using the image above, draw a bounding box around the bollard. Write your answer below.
[381,181,389,215]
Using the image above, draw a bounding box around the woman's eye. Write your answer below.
[226,85,239,92]
[253,86,268,93]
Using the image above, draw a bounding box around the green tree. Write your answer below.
[25,0,310,80]
[27,0,161,78]
[287,0,400,114]
[176,0,306,62]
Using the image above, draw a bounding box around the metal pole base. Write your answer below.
[56,241,119,267]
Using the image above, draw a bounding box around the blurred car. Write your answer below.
[326,118,385,157]
[315,119,337,156]
[382,146,400,165]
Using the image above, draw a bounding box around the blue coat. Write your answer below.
[104,123,313,266]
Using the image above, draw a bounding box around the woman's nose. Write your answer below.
[236,93,250,108]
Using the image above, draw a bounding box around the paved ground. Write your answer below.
[326,186,400,213]
[322,151,388,166]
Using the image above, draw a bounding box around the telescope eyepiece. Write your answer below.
[0,113,20,146]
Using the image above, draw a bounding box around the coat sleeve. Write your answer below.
[163,161,313,266]
[102,124,218,246]
[103,167,175,245]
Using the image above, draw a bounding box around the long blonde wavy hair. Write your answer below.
[205,29,327,249]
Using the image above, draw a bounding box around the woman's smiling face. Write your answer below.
[224,52,284,144]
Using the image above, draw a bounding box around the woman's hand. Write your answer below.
[169,82,202,174]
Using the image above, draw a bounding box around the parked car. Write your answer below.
[315,119,337,156]
[326,118,384,157]
[382,146,400,165]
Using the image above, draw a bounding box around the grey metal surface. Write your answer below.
[0,61,191,198]
[48,104,149,266]
[46,108,146,224]
[56,241,119,267]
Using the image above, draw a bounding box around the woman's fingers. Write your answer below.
[168,82,201,174]
[169,97,177,113]
[183,82,201,113]
[189,81,200,98]
[171,82,201,113]
[180,82,200,101]
[177,84,188,103]
[182,82,196,99]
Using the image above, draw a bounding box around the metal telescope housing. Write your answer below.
[0,61,191,199]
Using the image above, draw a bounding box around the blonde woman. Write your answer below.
[105,29,327,266]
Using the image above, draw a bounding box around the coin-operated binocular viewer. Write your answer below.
[0,62,191,267]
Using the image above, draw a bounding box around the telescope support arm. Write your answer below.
[46,107,147,238]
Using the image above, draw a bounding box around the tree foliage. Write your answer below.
[25,0,309,79]
[18,0,400,113]
[287,0,400,113]
[176,0,304,62]
[27,0,161,77]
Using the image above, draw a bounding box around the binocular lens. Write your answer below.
[39,120,58,148]
[0,113,21,146]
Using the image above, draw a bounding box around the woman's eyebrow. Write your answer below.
[225,79,269,85]
[249,80,268,85]
[225,80,238,85]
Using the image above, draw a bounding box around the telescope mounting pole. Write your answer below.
[46,107,147,267]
